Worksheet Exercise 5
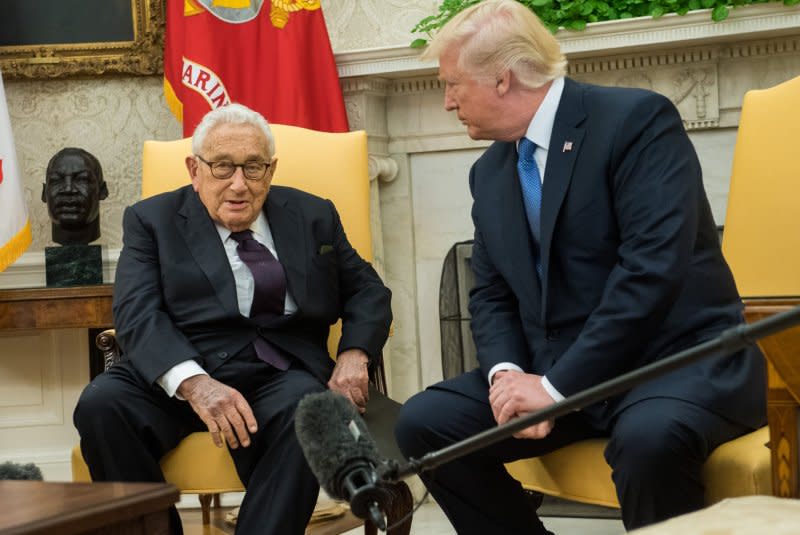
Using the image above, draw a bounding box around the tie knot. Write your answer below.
[518,137,536,161]
[229,230,254,244]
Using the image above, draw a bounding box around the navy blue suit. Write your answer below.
[396,79,765,533]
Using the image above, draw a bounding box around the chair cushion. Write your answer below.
[504,426,770,508]
[72,432,244,494]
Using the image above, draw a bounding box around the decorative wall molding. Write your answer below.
[0,249,121,290]
[335,4,800,79]
[560,4,800,57]
[0,331,63,428]
[368,155,399,183]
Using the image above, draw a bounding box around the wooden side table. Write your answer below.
[0,285,114,378]
[744,298,800,498]
[0,481,179,535]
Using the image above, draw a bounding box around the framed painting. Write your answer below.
[0,0,164,79]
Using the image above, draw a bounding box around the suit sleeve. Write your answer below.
[546,93,701,396]
[113,205,200,385]
[467,166,531,380]
[328,200,392,363]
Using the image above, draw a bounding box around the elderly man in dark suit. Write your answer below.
[395,1,765,533]
[74,103,391,535]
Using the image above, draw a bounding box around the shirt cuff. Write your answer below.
[487,362,524,385]
[541,375,565,402]
[156,360,208,399]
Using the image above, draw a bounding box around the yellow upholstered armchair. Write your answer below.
[720,74,800,499]
[72,125,412,534]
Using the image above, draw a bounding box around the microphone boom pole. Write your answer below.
[382,305,800,483]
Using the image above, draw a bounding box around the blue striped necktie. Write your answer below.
[517,137,543,277]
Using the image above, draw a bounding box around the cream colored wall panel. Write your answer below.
[409,150,482,388]
[322,0,439,52]
[0,331,62,427]
[687,129,738,224]
[0,329,88,481]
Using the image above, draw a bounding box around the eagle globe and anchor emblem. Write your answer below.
[194,0,320,28]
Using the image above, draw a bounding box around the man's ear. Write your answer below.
[265,156,278,187]
[186,156,200,191]
[41,183,47,203]
[496,69,512,97]
[98,181,109,200]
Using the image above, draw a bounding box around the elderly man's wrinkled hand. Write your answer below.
[328,349,370,414]
[178,375,258,449]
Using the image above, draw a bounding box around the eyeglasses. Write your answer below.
[195,155,270,180]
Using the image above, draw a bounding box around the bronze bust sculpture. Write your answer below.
[41,148,109,245]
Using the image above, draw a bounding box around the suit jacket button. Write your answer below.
[217,352,228,359]
[545,329,559,341]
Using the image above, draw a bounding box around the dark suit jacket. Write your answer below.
[113,184,392,387]
[462,78,765,428]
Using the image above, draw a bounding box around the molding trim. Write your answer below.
[0,331,62,428]
[0,248,121,290]
[560,4,800,57]
[335,4,800,79]
[368,155,399,183]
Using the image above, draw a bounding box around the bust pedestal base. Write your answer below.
[45,244,103,287]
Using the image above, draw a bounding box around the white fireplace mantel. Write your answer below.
[335,3,800,79]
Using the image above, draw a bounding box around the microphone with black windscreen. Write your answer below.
[295,390,391,530]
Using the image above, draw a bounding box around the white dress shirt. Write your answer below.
[487,77,565,403]
[156,212,297,397]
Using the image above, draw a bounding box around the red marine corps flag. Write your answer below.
[164,0,348,136]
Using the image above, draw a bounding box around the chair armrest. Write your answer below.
[95,329,122,371]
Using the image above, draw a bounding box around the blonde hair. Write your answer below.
[192,103,275,158]
[422,0,566,89]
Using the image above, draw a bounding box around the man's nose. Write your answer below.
[228,168,248,190]
[444,92,457,111]
[63,176,77,192]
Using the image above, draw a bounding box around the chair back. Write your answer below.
[721,76,800,298]
[141,125,372,355]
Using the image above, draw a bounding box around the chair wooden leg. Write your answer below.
[363,481,413,535]
[199,493,213,525]
[213,492,222,508]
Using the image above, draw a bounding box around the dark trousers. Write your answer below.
[73,350,325,535]
[395,370,749,534]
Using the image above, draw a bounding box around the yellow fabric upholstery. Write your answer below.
[503,79,800,508]
[505,427,770,509]
[73,125,373,517]
[721,75,800,298]
[72,432,243,493]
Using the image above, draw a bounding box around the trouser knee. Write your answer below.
[394,391,447,459]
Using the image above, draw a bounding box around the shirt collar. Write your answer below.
[522,76,565,150]
[215,210,269,243]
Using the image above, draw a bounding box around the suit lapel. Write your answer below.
[540,79,586,316]
[495,143,542,311]
[265,190,308,309]
[176,189,240,316]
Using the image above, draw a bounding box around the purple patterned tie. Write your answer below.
[229,230,290,370]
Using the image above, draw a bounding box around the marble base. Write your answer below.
[45,245,103,287]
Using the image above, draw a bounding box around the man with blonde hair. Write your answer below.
[396,1,765,533]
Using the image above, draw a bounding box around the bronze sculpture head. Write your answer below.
[42,148,109,245]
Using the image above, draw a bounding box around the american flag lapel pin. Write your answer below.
[562,141,573,153]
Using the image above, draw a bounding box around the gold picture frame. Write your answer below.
[0,0,164,80]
